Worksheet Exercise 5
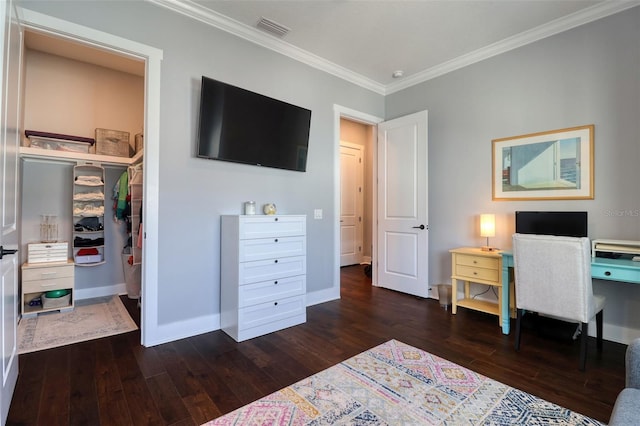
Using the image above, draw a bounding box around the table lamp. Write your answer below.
[480,213,496,251]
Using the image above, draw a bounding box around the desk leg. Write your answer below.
[501,263,511,334]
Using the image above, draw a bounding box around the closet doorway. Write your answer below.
[16,8,162,346]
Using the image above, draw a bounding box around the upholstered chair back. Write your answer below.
[512,233,595,324]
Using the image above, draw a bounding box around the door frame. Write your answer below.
[333,105,383,295]
[16,8,163,346]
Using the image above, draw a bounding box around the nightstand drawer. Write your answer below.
[22,276,74,294]
[455,264,499,283]
[455,254,499,270]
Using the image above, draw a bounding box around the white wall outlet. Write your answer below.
[314,209,323,219]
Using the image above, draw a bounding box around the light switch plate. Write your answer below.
[314,209,323,219]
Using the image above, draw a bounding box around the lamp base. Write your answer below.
[481,245,495,252]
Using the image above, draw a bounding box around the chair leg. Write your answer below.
[579,322,588,371]
[515,309,523,351]
[596,309,603,352]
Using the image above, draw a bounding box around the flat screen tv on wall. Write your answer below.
[515,211,588,238]
[196,76,312,172]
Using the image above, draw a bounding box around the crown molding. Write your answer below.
[147,0,386,94]
[386,1,640,94]
[148,0,639,96]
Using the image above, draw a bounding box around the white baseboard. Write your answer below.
[74,282,127,300]
[307,286,340,306]
[144,313,220,347]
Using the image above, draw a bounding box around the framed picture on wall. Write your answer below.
[492,124,594,201]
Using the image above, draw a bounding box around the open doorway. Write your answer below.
[339,118,375,269]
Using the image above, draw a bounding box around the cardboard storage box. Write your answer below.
[95,128,130,157]
[28,242,68,264]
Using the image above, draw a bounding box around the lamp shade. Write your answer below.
[480,214,496,238]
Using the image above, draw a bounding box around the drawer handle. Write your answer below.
[274,302,278,306]
[274,238,278,243]
[473,272,478,275]
[274,281,278,285]
[605,271,611,276]
[41,282,61,287]
[274,218,278,222]
[41,272,58,278]
[274,259,278,263]
[473,260,478,264]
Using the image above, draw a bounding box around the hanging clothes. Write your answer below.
[113,171,129,220]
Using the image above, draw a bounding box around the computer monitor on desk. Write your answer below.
[515,211,588,238]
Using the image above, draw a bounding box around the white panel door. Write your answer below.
[340,142,363,266]
[376,111,428,297]
[0,0,20,423]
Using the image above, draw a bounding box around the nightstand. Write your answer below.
[450,247,508,333]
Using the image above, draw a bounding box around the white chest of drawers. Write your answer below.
[221,215,307,342]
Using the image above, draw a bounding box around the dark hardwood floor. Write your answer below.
[7,265,626,425]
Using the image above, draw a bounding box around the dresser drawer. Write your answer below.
[239,216,305,239]
[455,254,499,270]
[22,276,74,294]
[454,264,499,283]
[239,256,306,285]
[239,236,306,262]
[238,295,305,330]
[239,275,305,307]
[22,263,74,282]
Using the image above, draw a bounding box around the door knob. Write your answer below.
[412,224,425,230]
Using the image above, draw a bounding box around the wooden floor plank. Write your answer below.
[6,265,626,425]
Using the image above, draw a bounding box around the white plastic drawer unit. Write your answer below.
[239,236,306,262]
[238,215,306,239]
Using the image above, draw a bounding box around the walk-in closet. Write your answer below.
[18,29,146,337]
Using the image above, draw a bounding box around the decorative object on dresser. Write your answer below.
[450,247,510,334]
[220,215,306,342]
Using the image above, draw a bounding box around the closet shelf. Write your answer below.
[20,146,143,166]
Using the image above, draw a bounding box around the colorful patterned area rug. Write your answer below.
[204,339,602,425]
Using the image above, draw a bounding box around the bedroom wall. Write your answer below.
[21,1,385,330]
[386,7,640,343]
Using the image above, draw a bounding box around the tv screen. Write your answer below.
[197,76,311,172]
[515,211,588,238]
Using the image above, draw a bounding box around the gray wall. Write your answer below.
[386,7,640,341]
[21,1,384,326]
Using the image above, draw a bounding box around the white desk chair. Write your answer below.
[512,233,605,371]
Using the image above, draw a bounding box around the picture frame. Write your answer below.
[492,125,594,201]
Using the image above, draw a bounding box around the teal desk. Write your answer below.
[499,252,640,334]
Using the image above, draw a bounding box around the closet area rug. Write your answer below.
[18,295,138,354]
[204,339,602,425]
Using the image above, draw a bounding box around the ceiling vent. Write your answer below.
[256,17,290,38]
